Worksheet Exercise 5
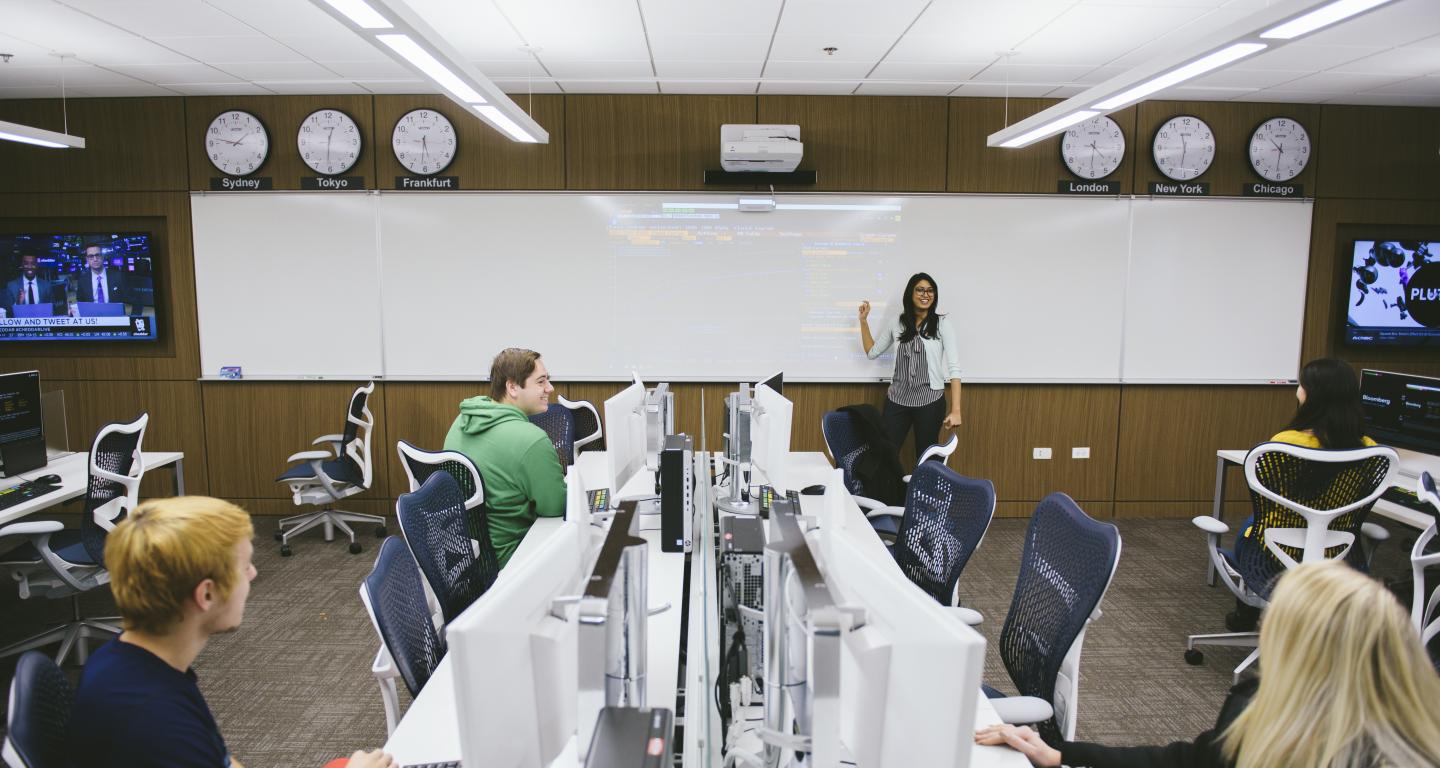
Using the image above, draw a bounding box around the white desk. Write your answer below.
[0,450,185,528]
[1208,445,1439,584]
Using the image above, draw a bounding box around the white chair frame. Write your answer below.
[559,395,603,461]
[277,382,383,553]
[1412,472,1440,648]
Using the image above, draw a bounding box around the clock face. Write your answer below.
[297,108,362,175]
[205,110,269,176]
[1152,115,1216,181]
[392,109,457,176]
[1061,115,1125,180]
[1249,117,1311,182]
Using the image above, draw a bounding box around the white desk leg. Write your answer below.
[1208,455,1226,586]
[173,458,186,496]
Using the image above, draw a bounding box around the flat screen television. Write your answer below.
[0,232,158,342]
[1345,239,1440,347]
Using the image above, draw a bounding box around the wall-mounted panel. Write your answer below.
[0,98,187,193]
[566,95,756,190]
[756,96,948,192]
[372,94,564,189]
[185,95,379,191]
[1316,105,1440,201]
[1133,101,1321,197]
[948,98,1138,194]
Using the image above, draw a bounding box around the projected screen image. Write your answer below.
[1346,240,1440,347]
[1360,369,1440,455]
[0,233,158,342]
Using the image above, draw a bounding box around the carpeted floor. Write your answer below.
[0,514,1422,767]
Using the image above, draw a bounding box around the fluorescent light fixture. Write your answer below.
[377,34,486,104]
[1093,43,1266,110]
[0,119,86,149]
[475,105,536,143]
[1000,111,1098,148]
[320,0,393,29]
[1262,0,1393,39]
[988,0,1394,149]
[309,0,548,143]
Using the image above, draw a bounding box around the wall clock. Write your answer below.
[298,108,362,176]
[205,110,269,176]
[1152,115,1216,181]
[392,109,457,176]
[1248,117,1311,182]
[1062,115,1125,180]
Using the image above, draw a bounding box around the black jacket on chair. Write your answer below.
[1060,677,1257,768]
[837,403,906,506]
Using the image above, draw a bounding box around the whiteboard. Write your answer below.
[190,192,1312,383]
[1122,198,1312,382]
[192,193,384,378]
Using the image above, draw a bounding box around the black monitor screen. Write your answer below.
[1345,240,1440,347]
[1360,369,1440,456]
[0,370,42,447]
[0,232,158,342]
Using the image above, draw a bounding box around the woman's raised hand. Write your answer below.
[858,300,871,321]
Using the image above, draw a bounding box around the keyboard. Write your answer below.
[587,488,610,514]
[402,762,460,768]
[1381,485,1436,514]
[0,480,60,511]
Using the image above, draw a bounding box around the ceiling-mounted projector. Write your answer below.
[720,124,803,172]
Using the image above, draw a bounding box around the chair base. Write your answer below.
[276,508,386,555]
[0,617,121,666]
[1186,631,1260,684]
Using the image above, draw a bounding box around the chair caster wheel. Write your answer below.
[1184,649,1204,665]
[273,530,284,541]
[374,525,387,538]
[280,545,293,557]
[349,542,363,555]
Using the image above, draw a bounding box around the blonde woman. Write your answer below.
[976,560,1440,768]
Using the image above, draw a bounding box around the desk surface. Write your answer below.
[1217,445,1438,530]
[0,450,184,528]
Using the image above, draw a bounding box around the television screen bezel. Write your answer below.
[1338,230,1440,350]
[0,229,162,345]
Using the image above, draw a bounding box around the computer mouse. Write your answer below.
[35,474,61,485]
[800,484,826,495]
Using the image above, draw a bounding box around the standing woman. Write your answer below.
[858,272,963,460]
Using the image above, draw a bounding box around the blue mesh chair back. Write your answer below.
[336,384,371,480]
[80,414,147,565]
[892,462,995,605]
[998,493,1119,744]
[397,472,499,624]
[5,650,74,768]
[530,403,577,468]
[821,411,870,497]
[1233,445,1393,600]
[364,536,447,697]
[397,440,489,545]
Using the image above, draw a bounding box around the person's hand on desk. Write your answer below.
[974,724,1061,767]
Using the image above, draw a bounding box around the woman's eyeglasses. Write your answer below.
[913,287,935,295]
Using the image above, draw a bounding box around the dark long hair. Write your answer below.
[1286,358,1367,449]
[898,272,941,343]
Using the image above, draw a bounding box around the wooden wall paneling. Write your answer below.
[756,96,949,191]
[0,98,188,193]
[1316,105,1440,200]
[786,382,888,456]
[201,381,392,502]
[996,501,1114,519]
[1132,101,1320,196]
[40,379,208,499]
[380,381,487,494]
[947,98,1138,194]
[234,497,393,524]
[1301,197,1440,373]
[955,385,1120,504]
[1114,500,1253,523]
[0,193,200,379]
[372,95,565,189]
[566,95,757,191]
[1114,385,1296,503]
[185,95,379,191]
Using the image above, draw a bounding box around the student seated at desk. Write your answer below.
[444,347,565,568]
[976,560,1440,768]
[66,496,394,768]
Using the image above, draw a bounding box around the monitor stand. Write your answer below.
[0,438,46,477]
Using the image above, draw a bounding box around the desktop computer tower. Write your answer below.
[659,434,693,553]
[719,515,766,687]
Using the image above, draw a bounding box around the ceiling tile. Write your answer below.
[56,0,257,38]
[274,35,396,63]
[0,32,63,62]
[1230,89,1335,103]
[1013,3,1214,67]
[767,33,899,63]
[1100,0,1268,67]
[0,86,69,98]
[640,0,781,36]
[1168,85,1260,100]
[110,63,243,84]
[492,80,566,94]
[355,80,432,94]
[1044,85,1089,97]
[776,0,930,43]
[1242,43,1385,72]
[556,80,659,93]
[75,37,196,66]
[1186,68,1312,89]
[495,0,651,61]
[887,0,1074,62]
[1330,45,1440,76]
[160,81,276,96]
[542,60,655,79]
[756,80,862,94]
[1,63,147,87]
[1300,0,1440,47]
[253,80,370,95]
[854,81,959,96]
[314,60,413,80]
[647,34,775,62]
[153,35,309,63]
[1372,74,1440,95]
[67,82,178,96]
[406,0,528,60]
[1282,71,1409,92]
[1324,92,1440,107]
[2,1,165,47]
[658,80,761,94]
[220,61,338,81]
[867,61,990,81]
[951,82,1058,97]
[761,60,875,79]
[201,0,352,38]
[655,61,764,79]
[471,59,552,79]
[970,63,1099,84]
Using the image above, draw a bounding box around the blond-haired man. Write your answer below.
[66,496,393,768]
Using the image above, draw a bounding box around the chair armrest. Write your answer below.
[286,449,332,464]
[863,506,905,520]
[1192,516,1229,535]
[901,474,912,484]
[0,520,65,538]
[1361,522,1389,542]
[946,606,983,626]
[313,434,345,447]
[990,696,1054,726]
[371,644,396,679]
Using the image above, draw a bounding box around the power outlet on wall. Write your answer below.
[1033,447,1052,460]
[1072,446,1091,459]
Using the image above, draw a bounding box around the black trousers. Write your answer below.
[881,395,946,462]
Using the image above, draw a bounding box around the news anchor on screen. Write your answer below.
[2,254,67,318]
[74,242,129,307]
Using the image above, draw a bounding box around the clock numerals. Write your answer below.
[1248,117,1311,182]
[1152,115,1216,181]
[1061,115,1125,180]
[392,109,458,176]
[205,110,269,177]
[297,108,363,176]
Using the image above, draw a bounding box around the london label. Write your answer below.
[1058,180,1120,194]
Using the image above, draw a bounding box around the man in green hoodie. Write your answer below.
[444,347,567,568]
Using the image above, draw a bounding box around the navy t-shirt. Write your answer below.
[67,639,233,768]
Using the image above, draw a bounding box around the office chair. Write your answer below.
[275,382,384,556]
[976,493,1120,744]
[891,461,994,606]
[0,414,148,665]
[396,471,499,625]
[820,408,958,540]
[529,395,603,467]
[360,536,447,735]
[1412,472,1440,660]
[396,440,487,542]
[3,651,73,768]
[1187,442,1396,681]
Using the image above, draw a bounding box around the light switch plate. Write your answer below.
[1033,447,1052,460]
[1072,446,1091,459]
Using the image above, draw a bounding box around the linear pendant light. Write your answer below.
[988,0,1395,148]
[0,118,86,149]
[308,0,548,143]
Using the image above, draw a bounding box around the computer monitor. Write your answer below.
[643,382,674,471]
[576,503,649,760]
[758,370,783,396]
[749,382,793,494]
[0,370,45,476]
[1360,369,1440,456]
[565,464,591,530]
[448,520,591,768]
[604,374,649,502]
